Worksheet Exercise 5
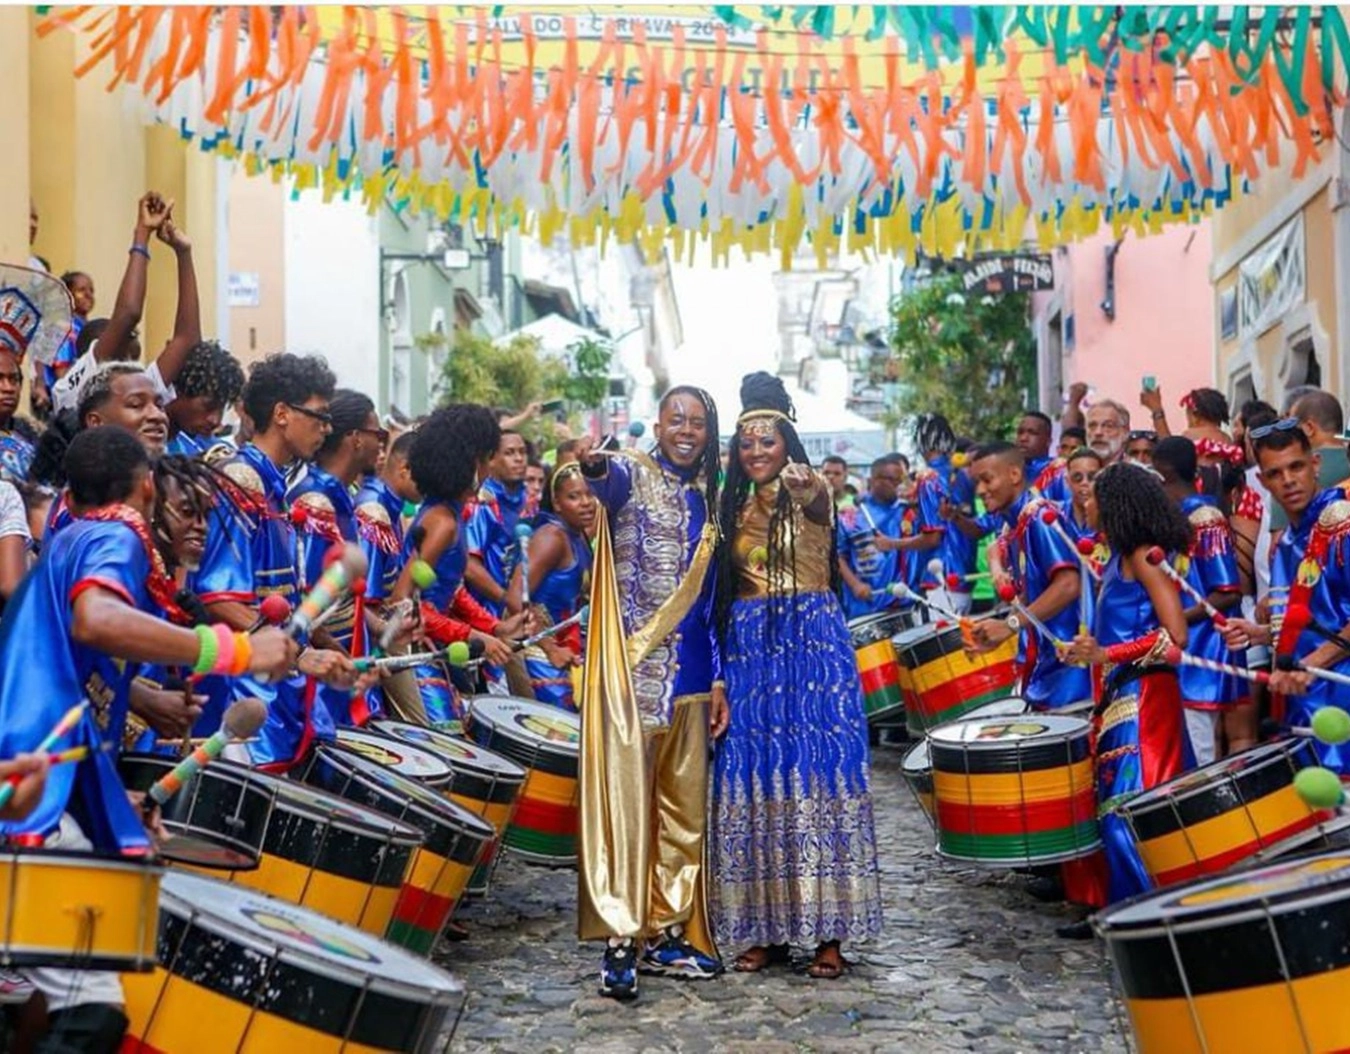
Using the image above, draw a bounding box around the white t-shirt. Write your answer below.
[51,346,176,415]
[0,481,31,543]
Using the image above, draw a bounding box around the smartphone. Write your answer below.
[539,398,566,416]
[1142,375,1158,392]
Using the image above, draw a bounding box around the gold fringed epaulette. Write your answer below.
[1189,503,1228,529]
[1316,499,1350,535]
[292,490,342,542]
[355,501,400,554]
[221,459,264,496]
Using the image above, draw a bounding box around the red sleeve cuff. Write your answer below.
[70,576,135,607]
[198,590,257,605]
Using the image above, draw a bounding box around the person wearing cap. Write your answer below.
[1265,390,1350,531]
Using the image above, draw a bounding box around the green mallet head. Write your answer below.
[410,560,436,590]
[1294,766,1345,810]
[1311,706,1350,746]
[747,545,769,570]
[446,641,472,667]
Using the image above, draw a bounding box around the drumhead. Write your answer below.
[935,696,1028,728]
[158,871,463,999]
[849,611,914,645]
[469,696,580,756]
[1099,851,1350,933]
[929,714,1088,748]
[371,719,525,781]
[901,740,931,774]
[335,728,452,785]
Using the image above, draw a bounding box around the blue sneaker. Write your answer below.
[639,924,723,979]
[599,938,639,1001]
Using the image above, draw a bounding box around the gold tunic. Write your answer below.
[732,476,834,598]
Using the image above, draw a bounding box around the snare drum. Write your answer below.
[0,850,160,970]
[224,774,421,938]
[122,871,464,1053]
[1116,738,1347,888]
[304,746,495,956]
[119,754,274,870]
[335,727,453,791]
[848,611,914,725]
[897,622,1019,736]
[1096,851,1350,1054]
[370,719,525,896]
[468,696,580,866]
[930,714,1100,866]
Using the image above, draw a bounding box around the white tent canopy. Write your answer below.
[496,313,604,359]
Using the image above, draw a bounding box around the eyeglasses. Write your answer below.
[1248,417,1301,441]
[1068,471,1100,485]
[1126,430,1158,443]
[357,426,390,446]
[286,403,333,427]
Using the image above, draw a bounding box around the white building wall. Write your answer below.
[282,189,382,395]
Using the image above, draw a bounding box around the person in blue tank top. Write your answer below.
[189,353,359,769]
[289,389,388,727]
[465,429,530,617]
[386,406,524,728]
[0,428,294,1044]
[164,339,245,459]
[513,461,596,710]
[1153,437,1245,766]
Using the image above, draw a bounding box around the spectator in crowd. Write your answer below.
[1057,426,1086,460]
[1085,399,1130,464]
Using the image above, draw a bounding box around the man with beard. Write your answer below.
[576,385,728,1001]
[1086,400,1131,464]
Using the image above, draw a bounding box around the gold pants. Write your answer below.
[578,695,715,951]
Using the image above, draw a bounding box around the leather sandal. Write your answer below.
[807,942,848,980]
[732,944,791,973]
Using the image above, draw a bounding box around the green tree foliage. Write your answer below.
[885,272,1037,439]
[563,337,613,408]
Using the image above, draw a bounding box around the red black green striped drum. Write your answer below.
[895,622,1019,736]
[929,714,1099,866]
[847,611,915,725]
[369,718,525,896]
[302,746,494,956]
[122,870,464,1053]
[901,696,1031,831]
[334,728,453,791]
[1095,851,1350,1054]
[468,696,580,866]
[1114,738,1347,889]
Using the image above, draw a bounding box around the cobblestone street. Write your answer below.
[444,740,1130,1053]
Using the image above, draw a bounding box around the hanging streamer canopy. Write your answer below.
[38,5,1350,266]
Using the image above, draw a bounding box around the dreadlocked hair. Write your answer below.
[714,372,837,651]
[1094,462,1191,557]
[658,384,720,527]
[409,403,501,502]
[914,412,956,457]
[176,341,245,405]
[151,455,229,574]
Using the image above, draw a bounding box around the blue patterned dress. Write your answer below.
[712,479,883,947]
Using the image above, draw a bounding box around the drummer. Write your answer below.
[0,428,294,1048]
[837,454,911,619]
[961,443,1090,711]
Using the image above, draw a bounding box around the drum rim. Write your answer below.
[370,719,527,779]
[262,776,425,846]
[311,745,498,841]
[468,695,581,755]
[900,739,932,773]
[1119,738,1313,814]
[335,727,455,782]
[928,713,1090,747]
[158,871,465,998]
[0,847,165,872]
[1096,849,1350,933]
[121,754,273,789]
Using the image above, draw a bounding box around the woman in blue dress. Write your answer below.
[1063,463,1193,935]
[711,373,882,979]
[513,462,595,711]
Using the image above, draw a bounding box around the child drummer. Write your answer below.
[0,429,293,1050]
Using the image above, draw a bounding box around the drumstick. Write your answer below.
[1039,509,1101,581]
[516,522,533,608]
[1291,706,1350,810]
[247,595,292,634]
[1145,547,1229,628]
[0,700,90,810]
[307,576,365,635]
[946,572,992,588]
[887,581,963,622]
[1163,646,1271,685]
[1273,655,1350,688]
[996,584,1067,650]
[143,698,267,813]
[289,544,368,637]
[352,644,457,674]
[449,607,593,668]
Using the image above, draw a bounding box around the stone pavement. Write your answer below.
[442,740,1131,1053]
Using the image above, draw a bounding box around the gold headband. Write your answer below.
[549,461,585,498]
[737,408,790,437]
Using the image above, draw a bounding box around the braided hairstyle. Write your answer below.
[714,372,837,650]
[1093,462,1191,557]
[657,384,720,527]
[914,412,956,458]
[151,455,230,574]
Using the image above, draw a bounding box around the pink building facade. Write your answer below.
[1031,221,1216,428]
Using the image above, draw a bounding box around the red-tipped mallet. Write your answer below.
[1146,547,1229,629]
[1040,508,1100,581]
[249,594,292,634]
[1163,646,1270,686]
[996,583,1067,650]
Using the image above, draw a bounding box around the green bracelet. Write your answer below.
[192,623,218,676]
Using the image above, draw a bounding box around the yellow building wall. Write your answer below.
[23,12,218,368]
[0,9,31,264]
[226,167,287,371]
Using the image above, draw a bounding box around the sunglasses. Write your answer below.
[1248,417,1301,441]
[1126,430,1158,443]
[286,402,333,427]
[357,426,390,446]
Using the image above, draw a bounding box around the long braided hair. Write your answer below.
[656,385,720,524]
[714,372,838,651]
